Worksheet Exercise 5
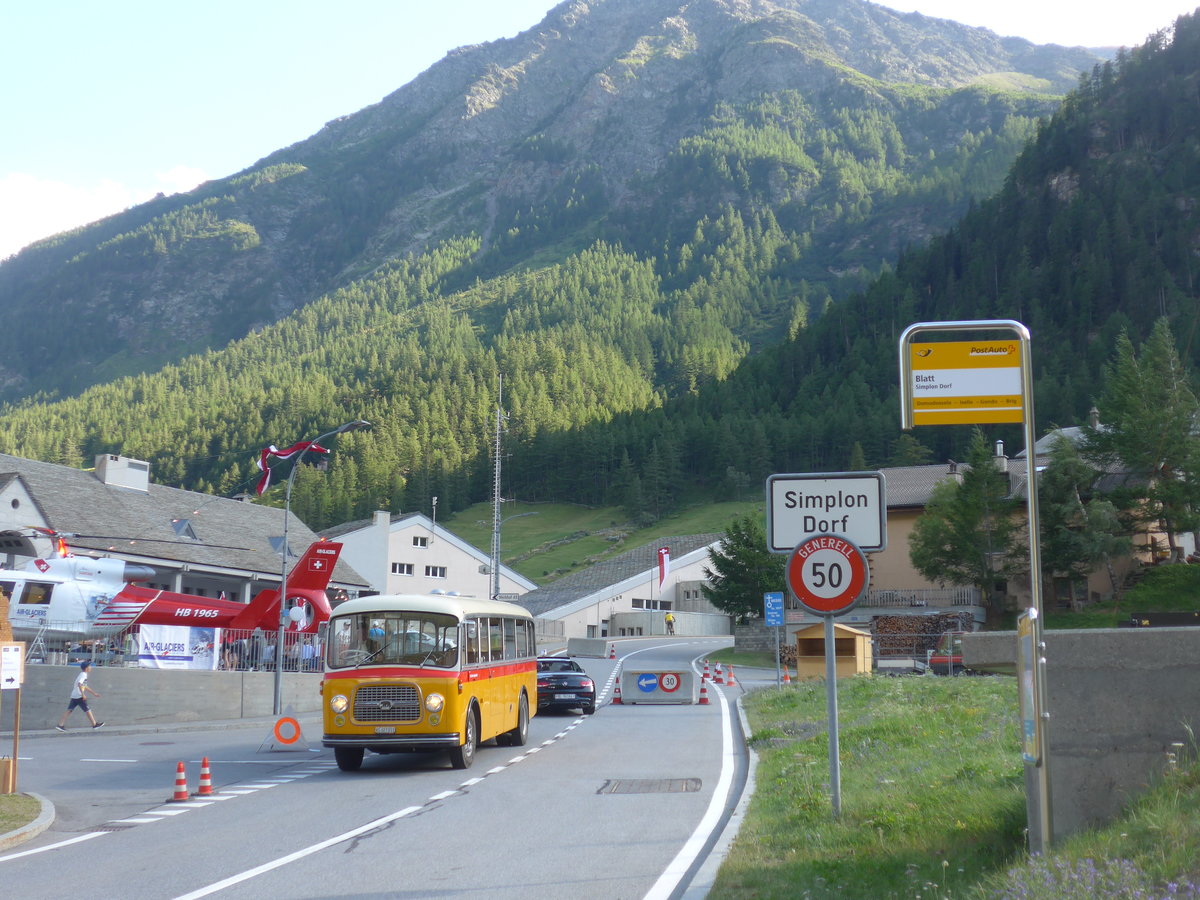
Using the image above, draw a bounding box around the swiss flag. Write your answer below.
[657,547,670,587]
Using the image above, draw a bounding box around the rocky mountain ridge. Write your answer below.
[0,0,1104,403]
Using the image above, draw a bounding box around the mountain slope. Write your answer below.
[0,0,1100,403]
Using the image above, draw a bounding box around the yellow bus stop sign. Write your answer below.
[909,339,1023,425]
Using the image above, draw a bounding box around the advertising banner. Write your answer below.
[139,624,220,670]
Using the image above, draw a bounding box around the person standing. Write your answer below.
[56,661,104,730]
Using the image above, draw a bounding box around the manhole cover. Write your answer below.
[598,778,701,794]
[92,823,136,832]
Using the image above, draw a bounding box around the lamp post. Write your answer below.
[273,419,371,715]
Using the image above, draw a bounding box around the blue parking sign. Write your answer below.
[764,592,784,627]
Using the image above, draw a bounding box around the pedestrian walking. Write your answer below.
[56,660,104,731]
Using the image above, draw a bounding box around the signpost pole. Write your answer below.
[784,537,867,819]
[898,319,1052,851]
[775,624,781,688]
[824,613,841,817]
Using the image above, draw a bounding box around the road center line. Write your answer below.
[172,806,425,899]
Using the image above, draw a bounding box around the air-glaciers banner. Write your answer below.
[138,624,220,670]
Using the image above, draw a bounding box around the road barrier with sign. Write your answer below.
[619,669,696,704]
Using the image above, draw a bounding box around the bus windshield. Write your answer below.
[328,611,459,669]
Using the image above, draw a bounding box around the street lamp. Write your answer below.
[273,419,371,714]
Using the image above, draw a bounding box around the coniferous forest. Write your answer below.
[0,3,1196,533]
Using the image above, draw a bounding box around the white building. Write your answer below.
[324,510,538,600]
[517,534,731,640]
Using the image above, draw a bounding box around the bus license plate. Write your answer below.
[555,693,576,700]
[374,726,396,734]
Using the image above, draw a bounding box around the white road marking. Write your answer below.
[643,661,736,900]
[172,806,426,899]
[0,832,105,862]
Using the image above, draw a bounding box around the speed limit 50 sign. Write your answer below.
[786,534,869,616]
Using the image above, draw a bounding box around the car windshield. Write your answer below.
[328,611,459,669]
[538,659,581,673]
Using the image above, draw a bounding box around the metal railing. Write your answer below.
[862,587,980,608]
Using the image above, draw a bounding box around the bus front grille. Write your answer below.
[353,684,422,722]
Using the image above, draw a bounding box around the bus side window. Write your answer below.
[464,620,479,665]
[488,617,503,662]
[515,616,529,658]
[503,617,517,660]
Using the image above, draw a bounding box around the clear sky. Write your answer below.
[2,0,1195,261]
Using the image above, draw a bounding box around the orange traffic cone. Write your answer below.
[703,659,710,679]
[609,643,617,660]
[726,664,737,688]
[782,664,792,684]
[714,662,724,685]
[612,679,623,705]
[169,761,189,802]
[196,757,214,797]
[698,675,710,705]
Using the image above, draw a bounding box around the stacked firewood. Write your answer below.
[871,613,974,658]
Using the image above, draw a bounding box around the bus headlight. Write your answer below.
[330,694,349,714]
[425,692,445,713]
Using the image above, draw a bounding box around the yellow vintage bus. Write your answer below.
[321,593,537,771]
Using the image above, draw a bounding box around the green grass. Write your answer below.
[704,648,777,670]
[0,792,39,835]
[442,499,761,583]
[712,676,1027,899]
[710,675,1200,899]
[1044,563,1200,630]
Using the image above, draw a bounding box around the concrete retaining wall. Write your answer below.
[1,665,322,733]
[963,627,1200,844]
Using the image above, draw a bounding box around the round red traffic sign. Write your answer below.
[786,534,869,616]
[659,672,681,693]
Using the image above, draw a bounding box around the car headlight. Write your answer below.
[425,692,445,713]
[330,694,349,714]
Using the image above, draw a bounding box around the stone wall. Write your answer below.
[963,627,1200,844]
[1,664,321,732]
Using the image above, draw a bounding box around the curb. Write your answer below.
[0,792,55,851]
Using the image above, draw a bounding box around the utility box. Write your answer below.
[620,669,697,704]
[794,623,872,680]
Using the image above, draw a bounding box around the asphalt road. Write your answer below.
[1,637,756,900]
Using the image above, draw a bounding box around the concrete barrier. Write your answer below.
[1,665,322,733]
[566,638,611,658]
[963,627,1200,844]
[619,669,696,704]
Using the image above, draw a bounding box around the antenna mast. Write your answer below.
[489,376,505,602]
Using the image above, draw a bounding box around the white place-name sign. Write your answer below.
[766,472,887,553]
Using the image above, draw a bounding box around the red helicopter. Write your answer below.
[2,532,342,644]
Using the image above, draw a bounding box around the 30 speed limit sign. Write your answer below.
[786,534,869,616]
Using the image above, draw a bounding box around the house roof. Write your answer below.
[882,463,961,508]
[0,452,368,587]
[517,534,722,618]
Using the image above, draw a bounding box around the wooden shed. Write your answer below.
[794,622,873,680]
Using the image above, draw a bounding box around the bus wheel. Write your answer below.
[505,693,529,747]
[335,747,364,772]
[449,707,478,769]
